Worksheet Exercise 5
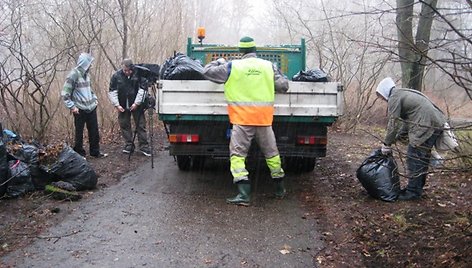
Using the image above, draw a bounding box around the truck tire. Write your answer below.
[192,156,205,170]
[300,157,316,172]
[284,157,316,173]
[176,155,191,171]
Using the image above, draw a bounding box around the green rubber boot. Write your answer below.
[275,181,286,199]
[226,183,251,206]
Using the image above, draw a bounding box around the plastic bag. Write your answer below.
[44,145,97,190]
[292,68,328,82]
[160,53,205,80]
[435,122,459,152]
[9,143,53,190]
[3,129,20,142]
[356,149,400,202]
[6,160,35,198]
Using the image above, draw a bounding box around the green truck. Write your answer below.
[158,38,344,172]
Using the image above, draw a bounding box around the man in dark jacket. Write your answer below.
[108,59,151,156]
[376,77,446,200]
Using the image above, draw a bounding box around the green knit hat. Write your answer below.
[238,36,256,48]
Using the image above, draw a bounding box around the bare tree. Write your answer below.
[419,0,472,99]
[0,0,66,140]
[396,0,437,90]
[268,0,391,132]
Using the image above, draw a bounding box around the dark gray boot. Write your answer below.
[226,183,251,206]
[397,177,425,201]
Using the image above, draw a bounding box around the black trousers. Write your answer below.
[73,108,100,156]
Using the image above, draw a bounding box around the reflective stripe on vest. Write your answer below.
[224,58,275,126]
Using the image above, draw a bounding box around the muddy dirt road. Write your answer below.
[2,152,322,267]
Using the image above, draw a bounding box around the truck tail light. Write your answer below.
[296,136,327,145]
[169,134,200,143]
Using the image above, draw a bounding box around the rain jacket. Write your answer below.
[384,88,446,147]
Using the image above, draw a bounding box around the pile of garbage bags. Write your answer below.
[0,128,97,199]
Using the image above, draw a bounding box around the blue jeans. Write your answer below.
[405,130,441,194]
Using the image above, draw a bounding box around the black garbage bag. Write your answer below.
[6,160,35,198]
[292,68,329,82]
[0,139,9,196]
[9,143,53,190]
[160,53,205,80]
[356,149,400,202]
[44,145,97,191]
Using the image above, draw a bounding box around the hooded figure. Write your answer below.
[61,52,106,158]
[376,77,446,200]
[376,77,395,101]
[62,53,97,112]
[77,52,94,73]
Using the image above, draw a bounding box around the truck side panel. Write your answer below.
[158,80,342,117]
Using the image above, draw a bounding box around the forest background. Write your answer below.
[0,0,470,144]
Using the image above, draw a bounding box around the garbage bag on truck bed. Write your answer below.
[160,53,205,80]
[356,149,400,202]
[292,68,329,82]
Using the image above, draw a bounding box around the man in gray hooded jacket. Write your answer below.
[376,77,446,200]
[62,52,106,158]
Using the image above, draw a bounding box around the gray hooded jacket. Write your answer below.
[61,53,98,112]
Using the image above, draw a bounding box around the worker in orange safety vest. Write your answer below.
[203,36,289,206]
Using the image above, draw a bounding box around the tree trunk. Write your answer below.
[396,0,437,91]
[396,0,415,88]
[410,0,437,90]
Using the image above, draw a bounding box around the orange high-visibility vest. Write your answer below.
[224,57,275,126]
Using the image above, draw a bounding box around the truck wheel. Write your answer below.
[176,155,191,171]
[283,157,298,172]
[192,156,205,170]
[300,157,316,172]
[284,157,316,173]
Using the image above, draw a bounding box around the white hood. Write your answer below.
[376,77,395,101]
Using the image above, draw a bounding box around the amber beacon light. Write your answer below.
[197,27,205,44]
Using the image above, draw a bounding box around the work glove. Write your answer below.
[216,58,226,65]
[381,144,392,155]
